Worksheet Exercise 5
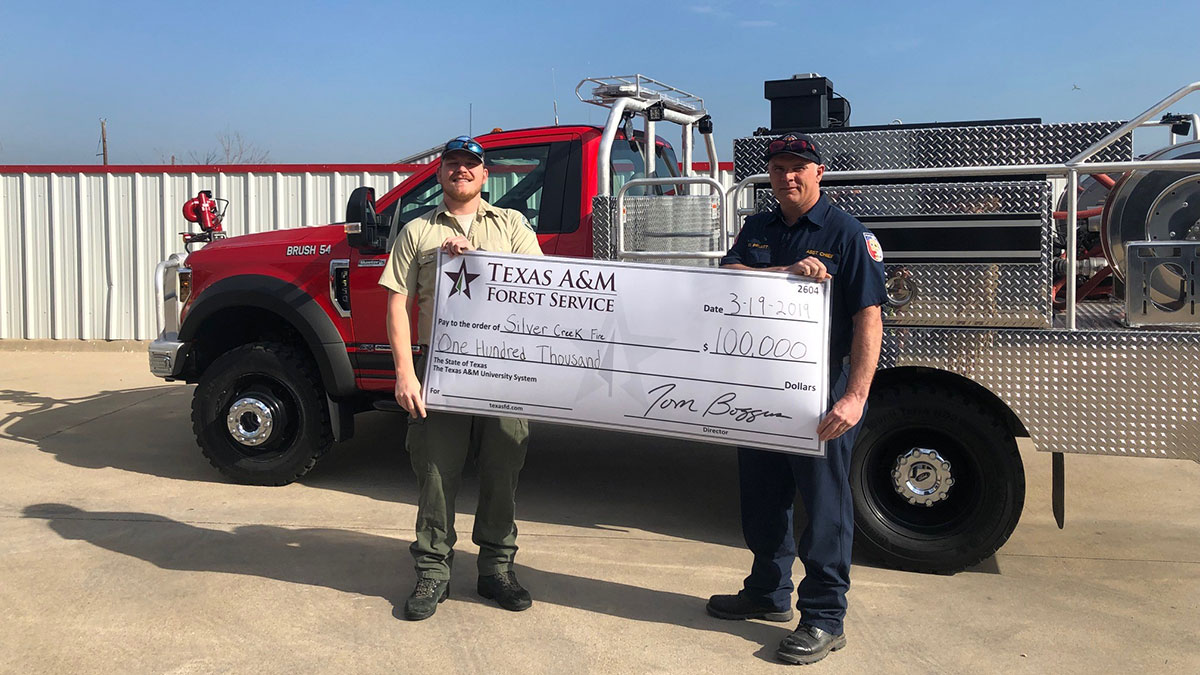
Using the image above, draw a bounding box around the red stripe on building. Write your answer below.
[0,163,430,174]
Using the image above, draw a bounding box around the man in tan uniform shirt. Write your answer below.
[379,135,543,621]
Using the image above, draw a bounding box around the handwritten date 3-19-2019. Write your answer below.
[705,290,819,320]
[642,383,793,424]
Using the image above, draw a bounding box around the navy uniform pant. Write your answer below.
[736,365,861,635]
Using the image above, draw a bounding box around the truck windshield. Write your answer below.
[611,140,682,196]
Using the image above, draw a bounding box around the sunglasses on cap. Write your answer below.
[766,136,818,157]
[442,135,485,158]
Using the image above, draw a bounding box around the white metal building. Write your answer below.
[0,164,420,341]
[0,162,734,341]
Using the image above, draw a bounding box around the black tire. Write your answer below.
[191,342,332,485]
[851,381,1025,573]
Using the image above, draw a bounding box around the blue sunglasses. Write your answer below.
[443,135,484,157]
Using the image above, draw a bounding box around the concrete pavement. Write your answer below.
[1,351,1197,673]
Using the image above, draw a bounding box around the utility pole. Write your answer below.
[99,118,109,165]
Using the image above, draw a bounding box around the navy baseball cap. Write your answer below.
[442,135,485,163]
[764,133,821,164]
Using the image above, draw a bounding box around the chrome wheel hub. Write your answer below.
[892,448,955,506]
[226,397,275,447]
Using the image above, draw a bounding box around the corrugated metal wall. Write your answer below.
[0,163,735,341]
[0,166,417,340]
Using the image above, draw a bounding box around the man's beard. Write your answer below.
[444,182,482,203]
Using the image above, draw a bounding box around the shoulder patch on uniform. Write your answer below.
[863,232,884,262]
[521,215,536,232]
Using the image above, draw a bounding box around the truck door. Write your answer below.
[346,139,575,392]
[344,174,441,392]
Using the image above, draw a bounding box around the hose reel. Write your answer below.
[1050,139,1200,323]
[1101,140,1200,282]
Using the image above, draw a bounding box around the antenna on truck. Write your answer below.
[552,68,560,126]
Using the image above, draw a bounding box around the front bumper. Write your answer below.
[149,337,189,378]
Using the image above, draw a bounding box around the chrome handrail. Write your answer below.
[734,159,1200,187]
[1068,81,1200,165]
[153,254,186,337]
[729,159,1200,329]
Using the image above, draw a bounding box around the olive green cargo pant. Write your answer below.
[406,355,529,580]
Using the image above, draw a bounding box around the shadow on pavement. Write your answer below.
[22,503,789,656]
[0,385,217,482]
[321,412,748,548]
[3,386,993,573]
[0,384,747,548]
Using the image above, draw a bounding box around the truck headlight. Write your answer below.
[178,268,193,305]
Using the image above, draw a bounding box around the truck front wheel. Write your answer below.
[192,342,333,485]
[851,382,1025,574]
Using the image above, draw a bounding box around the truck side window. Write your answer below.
[487,145,551,230]
[396,176,442,228]
[610,141,682,196]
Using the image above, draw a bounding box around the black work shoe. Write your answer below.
[706,593,793,622]
[477,571,532,611]
[776,624,847,665]
[403,577,449,621]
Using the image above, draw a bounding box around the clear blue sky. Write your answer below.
[2,0,1198,165]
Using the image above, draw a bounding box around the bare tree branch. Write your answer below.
[216,131,270,164]
[172,130,271,165]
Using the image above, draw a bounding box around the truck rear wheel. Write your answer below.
[851,382,1025,573]
[192,342,332,485]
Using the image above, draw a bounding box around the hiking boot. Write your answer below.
[477,571,532,612]
[403,577,449,621]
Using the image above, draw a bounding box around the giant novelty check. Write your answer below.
[423,250,832,456]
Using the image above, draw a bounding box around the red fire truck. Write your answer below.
[150,75,1200,573]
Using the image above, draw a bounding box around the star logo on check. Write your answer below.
[444,259,480,299]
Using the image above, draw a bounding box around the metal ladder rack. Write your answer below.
[576,74,719,195]
[577,75,706,117]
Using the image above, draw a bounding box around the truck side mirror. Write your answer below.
[345,187,388,251]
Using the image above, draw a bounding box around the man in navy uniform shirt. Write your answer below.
[708,133,886,665]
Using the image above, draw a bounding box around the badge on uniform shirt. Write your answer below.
[864,232,884,262]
